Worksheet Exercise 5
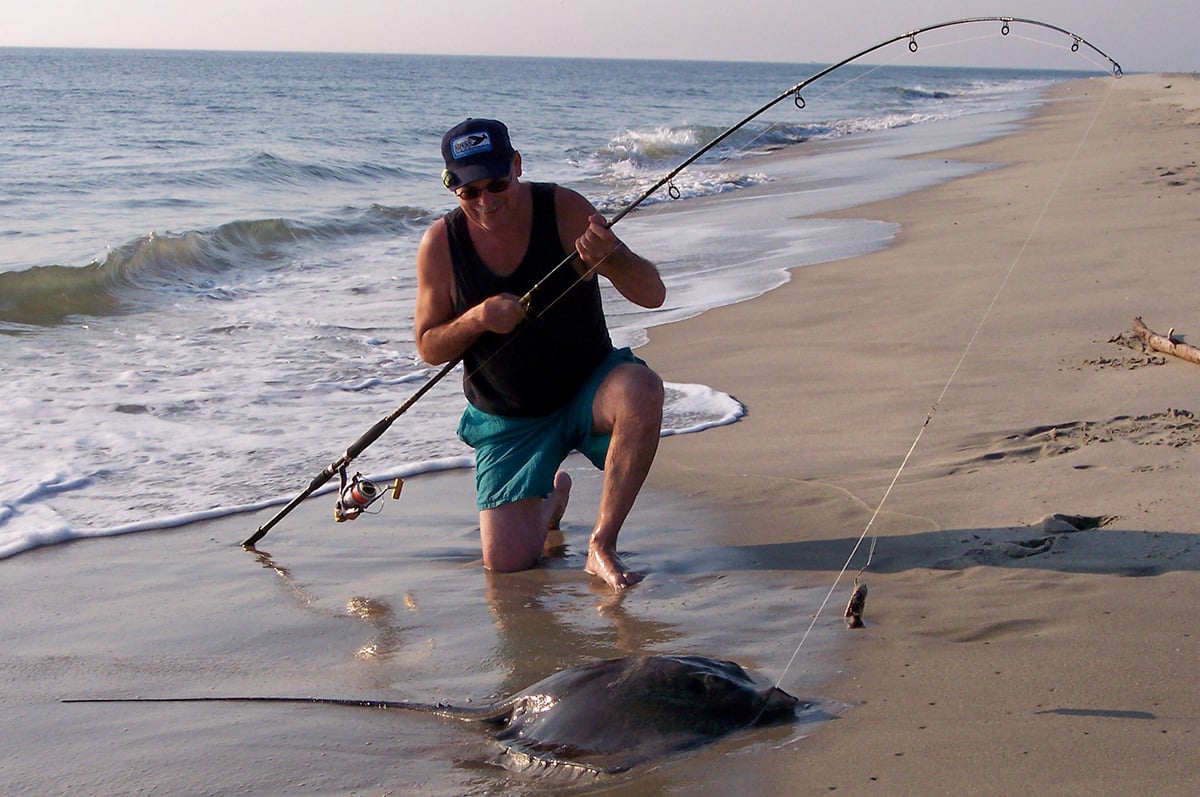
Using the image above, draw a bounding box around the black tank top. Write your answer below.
[445,182,613,417]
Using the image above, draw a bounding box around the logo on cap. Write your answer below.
[450,131,494,161]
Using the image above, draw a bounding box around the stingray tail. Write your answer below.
[61,695,488,720]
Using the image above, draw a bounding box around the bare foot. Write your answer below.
[546,471,571,530]
[586,545,643,590]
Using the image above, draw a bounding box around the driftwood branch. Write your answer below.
[1132,317,1200,366]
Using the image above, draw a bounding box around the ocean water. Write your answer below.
[0,46,1101,558]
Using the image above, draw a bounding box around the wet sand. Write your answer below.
[6,73,1200,795]
[3,465,842,795]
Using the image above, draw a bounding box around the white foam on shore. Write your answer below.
[0,377,743,559]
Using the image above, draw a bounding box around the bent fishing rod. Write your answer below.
[242,16,1120,548]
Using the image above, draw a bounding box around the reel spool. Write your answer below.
[334,469,403,522]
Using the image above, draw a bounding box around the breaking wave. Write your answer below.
[0,205,433,327]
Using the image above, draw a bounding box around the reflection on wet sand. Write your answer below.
[483,569,679,697]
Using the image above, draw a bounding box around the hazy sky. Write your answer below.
[3,1,1194,73]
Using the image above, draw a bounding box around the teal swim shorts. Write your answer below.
[457,347,643,510]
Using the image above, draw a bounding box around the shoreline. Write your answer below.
[636,73,1200,794]
[0,83,1037,562]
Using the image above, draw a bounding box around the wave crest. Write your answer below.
[594,121,823,173]
[0,206,432,327]
[238,152,416,186]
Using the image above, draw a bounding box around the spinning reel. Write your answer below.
[334,467,403,522]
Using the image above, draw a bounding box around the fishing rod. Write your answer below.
[242,16,1120,548]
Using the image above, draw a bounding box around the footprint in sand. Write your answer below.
[938,514,1116,569]
[952,409,1200,470]
[1150,160,1198,191]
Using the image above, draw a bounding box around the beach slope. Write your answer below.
[642,72,1200,795]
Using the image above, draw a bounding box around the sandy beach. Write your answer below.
[641,72,1200,795]
[5,72,1199,795]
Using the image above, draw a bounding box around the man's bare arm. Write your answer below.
[413,222,526,364]
[556,190,666,310]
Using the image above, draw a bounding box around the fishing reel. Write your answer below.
[334,467,403,522]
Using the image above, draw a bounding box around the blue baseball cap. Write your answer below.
[440,118,516,189]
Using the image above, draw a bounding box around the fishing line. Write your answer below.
[1003,30,1111,66]
[771,71,1119,693]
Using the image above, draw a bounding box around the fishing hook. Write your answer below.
[242,16,1121,548]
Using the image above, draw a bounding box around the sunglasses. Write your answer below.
[454,176,513,201]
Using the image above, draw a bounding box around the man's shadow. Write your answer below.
[688,514,1200,578]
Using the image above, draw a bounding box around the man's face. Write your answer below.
[454,155,521,230]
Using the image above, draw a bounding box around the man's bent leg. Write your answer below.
[587,363,663,588]
[480,471,571,572]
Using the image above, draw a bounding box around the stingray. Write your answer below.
[66,654,804,774]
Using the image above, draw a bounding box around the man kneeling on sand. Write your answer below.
[414,118,666,589]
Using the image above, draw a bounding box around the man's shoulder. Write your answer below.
[537,181,580,199]
[420,214,448,242]
[548,183,595,223]
[529,180,565,204]
[417,214,452,263]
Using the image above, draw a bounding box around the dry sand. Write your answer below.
[6,73,1199,796]
[639,72,1200,795]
